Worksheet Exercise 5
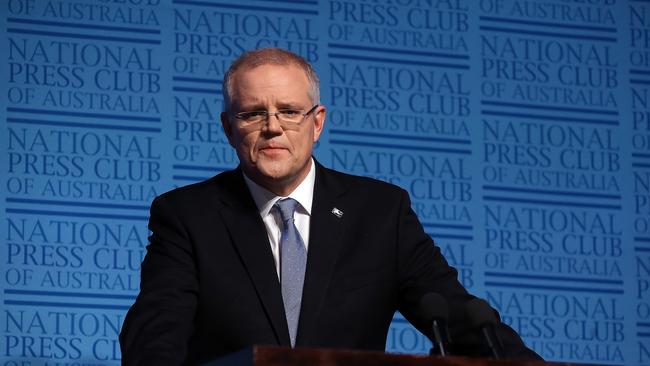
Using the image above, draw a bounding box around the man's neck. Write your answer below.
[246,159,314,197]
[243,159,316,216]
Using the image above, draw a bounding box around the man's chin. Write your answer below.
[251,162,290,182]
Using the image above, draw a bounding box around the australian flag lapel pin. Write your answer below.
[331,207,343,218]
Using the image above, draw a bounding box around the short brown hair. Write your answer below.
[222,48,320,110]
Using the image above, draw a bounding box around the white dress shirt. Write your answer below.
[243,159,315,279]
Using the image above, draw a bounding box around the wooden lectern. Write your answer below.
[203,345,554,366]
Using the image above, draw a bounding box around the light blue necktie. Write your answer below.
[275,198,307,347]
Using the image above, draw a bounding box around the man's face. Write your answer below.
[221,64,325,195]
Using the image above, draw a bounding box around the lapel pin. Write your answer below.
[331,207,343,218]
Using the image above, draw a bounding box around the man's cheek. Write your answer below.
[240,125,263,135]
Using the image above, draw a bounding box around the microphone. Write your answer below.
[466,298,504,359]
[418,292,450,357]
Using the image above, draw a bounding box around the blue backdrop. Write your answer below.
[1,0,649,364]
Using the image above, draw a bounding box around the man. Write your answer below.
[119,48,540,365]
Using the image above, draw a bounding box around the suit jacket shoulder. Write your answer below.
[154,168,250,209]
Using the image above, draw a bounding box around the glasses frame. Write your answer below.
[232,104,319,126]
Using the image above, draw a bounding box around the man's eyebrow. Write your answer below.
[236,103,266,111]
[276,102,302,109]
[236,102,304,111]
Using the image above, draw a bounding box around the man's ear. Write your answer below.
[220,111,235,147]
[312,105,326,143]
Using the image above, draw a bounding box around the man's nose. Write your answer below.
[262,113,284,134]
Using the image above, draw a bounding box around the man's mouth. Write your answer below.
[259,146,287,155]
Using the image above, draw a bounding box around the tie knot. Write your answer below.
[275,198,299,224]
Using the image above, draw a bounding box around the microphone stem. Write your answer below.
[482,326,503,359]
[431,319,447,357]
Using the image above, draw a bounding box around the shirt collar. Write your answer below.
[243,158,315,217]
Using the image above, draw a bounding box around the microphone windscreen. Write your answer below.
[466,298,499,328]
[418,292,449,322]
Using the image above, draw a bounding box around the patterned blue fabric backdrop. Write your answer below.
[1,0,649,364]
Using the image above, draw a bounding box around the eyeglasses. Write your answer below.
[233,104,319,126]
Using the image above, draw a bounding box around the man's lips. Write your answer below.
[259,146,288,154]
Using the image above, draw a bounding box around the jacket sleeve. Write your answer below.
[394,188,542,361]
[119,194,198,366]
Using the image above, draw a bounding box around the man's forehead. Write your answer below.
[232,62,307,80]
[228,63,311,106]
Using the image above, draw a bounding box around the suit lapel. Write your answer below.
[296,163,348,346]
[212,170,291,346]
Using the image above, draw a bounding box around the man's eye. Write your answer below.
[279,110,300,116]
[240,111,265,119]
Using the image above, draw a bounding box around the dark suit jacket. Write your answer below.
[119,162,540,365]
